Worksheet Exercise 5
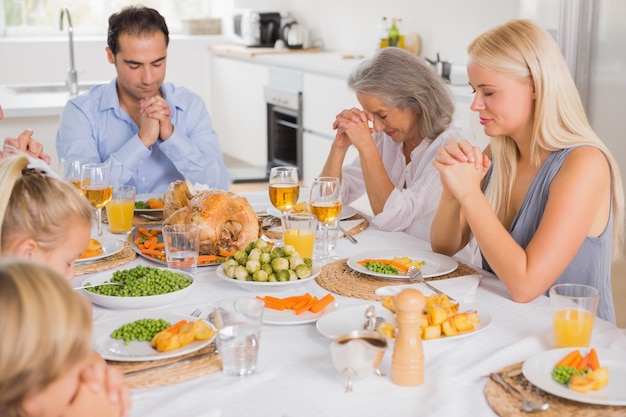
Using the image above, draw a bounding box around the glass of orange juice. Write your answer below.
[283,213,315,259]
[106,185,136,234]
[550,283,599,348]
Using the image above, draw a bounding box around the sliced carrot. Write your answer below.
[198,255,221,264]
[259,297,286,311]
[390,260,409,273]
[309,293,336,313]
[577,352,591,371]
[78,249,103,259]
[141,248,165,258]
[219,249,238,257]
[163,319,187,334]
[570,353,583,370]
[295,296,319,315]
[555,349,581,367]
[588,348,600,371]
[292,293,313,311]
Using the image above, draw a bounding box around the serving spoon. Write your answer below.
[73,282,124,290]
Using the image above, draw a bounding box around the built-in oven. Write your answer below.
[264,84,302,177]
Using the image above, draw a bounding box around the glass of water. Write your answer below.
[214,297,265,376]
[162,224,201,276]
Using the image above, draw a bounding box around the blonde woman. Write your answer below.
[431,19,624,323]
[0,260,123,417]
[0,156,131,413]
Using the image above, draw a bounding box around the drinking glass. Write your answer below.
[550,283,599,347]
[268,166,300,230]
[59,158,85,193]
[310,176,342,264]
[81,162,113,236]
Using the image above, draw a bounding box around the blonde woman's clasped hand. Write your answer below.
[433,139,491,200]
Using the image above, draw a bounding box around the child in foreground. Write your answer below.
[0,260,126,417]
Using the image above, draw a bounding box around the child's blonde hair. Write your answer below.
[0,155,93,253]
[0,260,92,417]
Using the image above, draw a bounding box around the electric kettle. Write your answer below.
[281,21,305,49]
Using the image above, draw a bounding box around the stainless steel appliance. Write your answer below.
[264,67,303,176]
[233,10,281,47]
[280,21,306,49]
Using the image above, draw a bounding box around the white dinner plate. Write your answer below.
[81,267,195,309]
[92,312,216,362]
[347,249,458,279]
[263,301,338,325]
[128,226,223,267]
[522,348,626,406]
[215,264,321,292]
[316,304,491,343]
[267,205,358,220]
[135,193,164,213]
[75,237,124,264]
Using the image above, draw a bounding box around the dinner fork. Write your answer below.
[488,372,550,412]
[406,266,457,303]
[190,308,203,318]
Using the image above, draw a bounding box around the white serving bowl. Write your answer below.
[215,264,321,292]
[81,267,195,309]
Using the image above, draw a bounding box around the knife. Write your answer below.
[338,224,357,244]
[123,351,217,377]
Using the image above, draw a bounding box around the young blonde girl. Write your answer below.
[0,155,93,280]
[0,260,123,417]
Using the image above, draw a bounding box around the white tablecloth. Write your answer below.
[72,191,626,417]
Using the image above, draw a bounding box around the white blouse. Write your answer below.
[341,125,480,264]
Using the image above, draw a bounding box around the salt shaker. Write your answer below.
[391,288,425,386]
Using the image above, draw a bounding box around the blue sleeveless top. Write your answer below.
[482,148,615,324]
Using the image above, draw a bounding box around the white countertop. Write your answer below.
[74,190,626,417]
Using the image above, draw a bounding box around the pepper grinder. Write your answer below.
[391,288,425,386]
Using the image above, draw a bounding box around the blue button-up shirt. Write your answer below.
[55,79,229,194]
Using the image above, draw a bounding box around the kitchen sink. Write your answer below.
[2,81,104,95]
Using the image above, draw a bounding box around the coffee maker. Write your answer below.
[233,11,282,47]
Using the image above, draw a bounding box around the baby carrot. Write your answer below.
[555,349,581,368]
[295,296,319,315]
[309,293,336,313]
[588,348,600,371]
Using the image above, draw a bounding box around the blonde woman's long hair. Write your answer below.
[0,260,92,417]
[0,155,93,254]
[468,19,624,260]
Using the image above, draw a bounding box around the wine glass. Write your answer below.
[268,166,300,230]
[81,162,113,236]
[309,176,342,264]
[59,158,85,194]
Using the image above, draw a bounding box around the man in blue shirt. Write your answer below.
[55,5,229,194]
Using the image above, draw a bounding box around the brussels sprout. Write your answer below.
[295,263,312,278]
[288,269,298,281]
[248,248,262,261]
[234,250,248,266]
[260,252,271,265]
[252,270,269,282]
[225,265,237,278]
[303,258,313,268]
[246,259,261,274]
[282,244,296,257]
[268,273,277,282]
[261,262,274,275]
[262,245,273,253]
[289,255,304,270]
[254,238,268,250]
[234,265,249,281]
[271,257,289,271]
[223,259,238,269]
[275,269,290,282]
[270,246,285,260]
[244,241,255,254]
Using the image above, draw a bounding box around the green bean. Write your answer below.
[84,265,192,297]
[110,318,171,345]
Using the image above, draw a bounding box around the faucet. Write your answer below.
[59,7,78,95]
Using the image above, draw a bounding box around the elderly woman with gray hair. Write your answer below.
[320,47,478,262]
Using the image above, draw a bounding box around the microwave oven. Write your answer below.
[233,11,282,47]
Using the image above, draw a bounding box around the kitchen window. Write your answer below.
[1,0,217,36]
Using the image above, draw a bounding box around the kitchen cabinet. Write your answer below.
[209,55,269,167]
[302,72,360,185]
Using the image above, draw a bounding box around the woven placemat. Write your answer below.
[74,243,137,276]
[315,258,477,301]
[107,343,221,389]
[485,362,625,416]
[260,213,369,241]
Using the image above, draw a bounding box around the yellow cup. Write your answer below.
[106,185,136,233]
[283,213,315,258]
[550,284,599,348]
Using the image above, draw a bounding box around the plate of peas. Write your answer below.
[81,265,195,309]
[346,249,458,279]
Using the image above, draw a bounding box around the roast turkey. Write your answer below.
[163,181,259,255]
